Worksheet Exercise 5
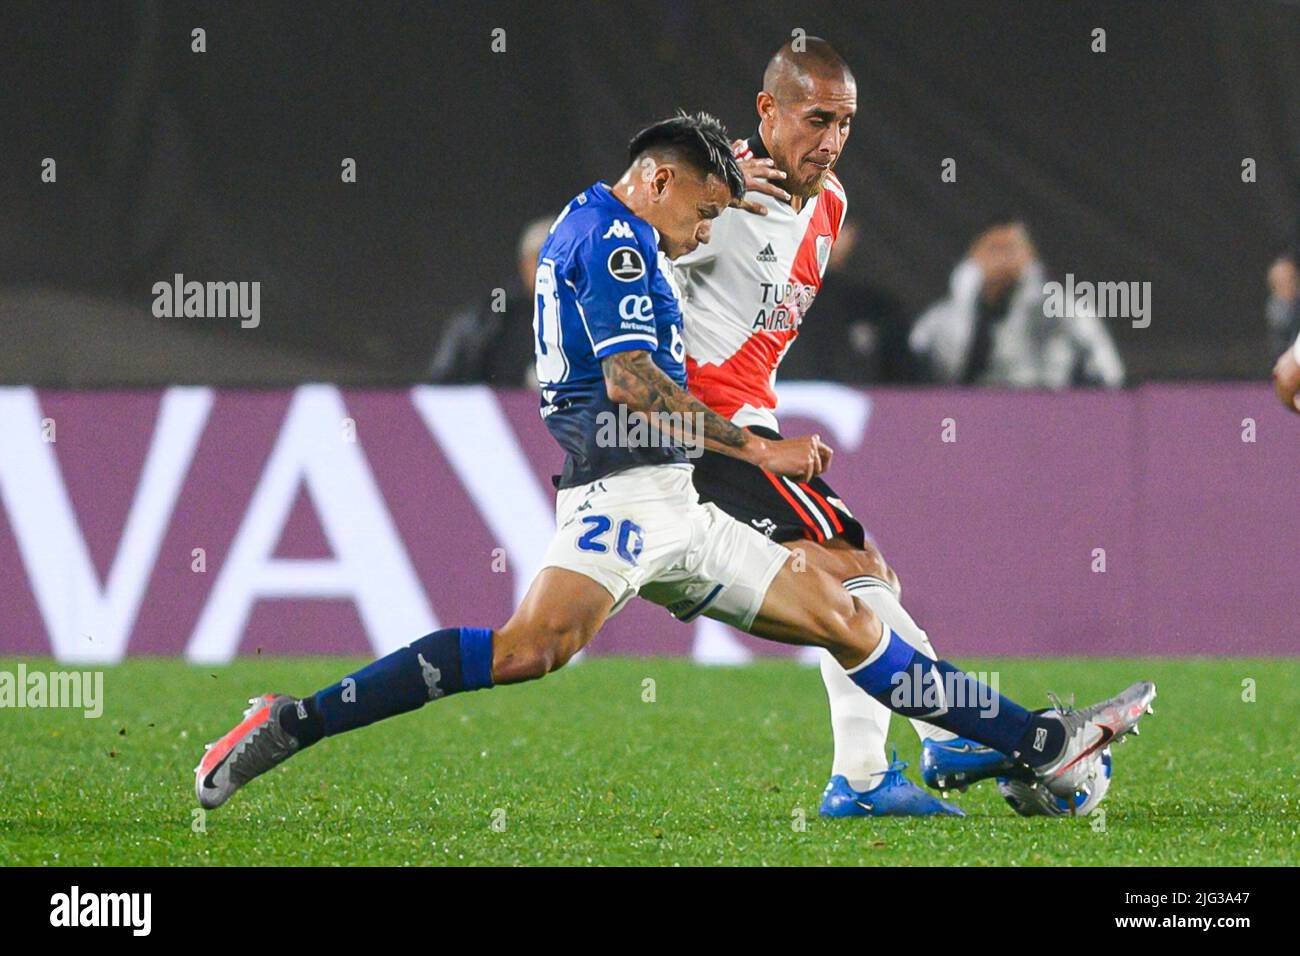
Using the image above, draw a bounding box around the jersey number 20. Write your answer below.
[576,515,645,566]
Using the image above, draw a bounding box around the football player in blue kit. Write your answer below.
[195,112,1154,815]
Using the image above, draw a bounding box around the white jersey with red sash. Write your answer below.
[673,134,847,431]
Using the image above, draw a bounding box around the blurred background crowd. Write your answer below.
[432,204,1300,390]
[3,0,1297,389]
[430,211,1147,389]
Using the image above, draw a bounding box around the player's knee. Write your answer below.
[837,596,882,667]
[854,549,899,595]
[847,542,892,585]
[819,539,894,590]
[886,565,901,594]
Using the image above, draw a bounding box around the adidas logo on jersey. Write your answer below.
[756,242,777,263]
[602,220,634,240]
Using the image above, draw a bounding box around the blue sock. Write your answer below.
[281,627,494,745]
[846,627,1063,763]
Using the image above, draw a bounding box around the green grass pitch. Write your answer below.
[1,656,1296,866]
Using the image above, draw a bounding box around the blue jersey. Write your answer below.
[533,182,689,488]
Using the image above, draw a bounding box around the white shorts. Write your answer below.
[540,464,791,630]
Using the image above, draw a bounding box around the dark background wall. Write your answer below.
[3,0,1298,384]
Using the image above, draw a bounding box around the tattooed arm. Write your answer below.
[601,349,831,480]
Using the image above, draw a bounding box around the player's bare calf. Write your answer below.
[491,568,612,684]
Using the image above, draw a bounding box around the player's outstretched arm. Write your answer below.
[600,350,831,480]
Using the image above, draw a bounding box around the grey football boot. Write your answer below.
[1027,681,1156,799]
[195,693,301,810]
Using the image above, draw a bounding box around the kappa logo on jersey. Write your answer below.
[756,242,777,263]
[602,219,634,240]
[608,246,646,282]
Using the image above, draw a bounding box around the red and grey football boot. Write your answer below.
[1030,681,1156,799]
[195,693,301,810]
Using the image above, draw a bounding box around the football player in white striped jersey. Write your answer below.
[676,37,1006,816]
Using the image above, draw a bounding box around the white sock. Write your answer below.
[844,577,957,744]
[818,577,959,789]
[819,647,892,789]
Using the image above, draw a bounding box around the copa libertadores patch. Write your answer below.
[608,246,646,282]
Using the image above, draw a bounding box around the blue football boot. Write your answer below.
[920,735,1028,792]
[819,753,965,817]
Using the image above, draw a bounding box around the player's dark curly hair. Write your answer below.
[627,111,746,200]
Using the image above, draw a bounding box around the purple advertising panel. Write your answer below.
[0,383,1295,662]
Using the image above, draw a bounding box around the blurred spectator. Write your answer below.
[1266,253,1298,359]
[779,219,922,383]
[910,218,1125,388]
[429,217,552,386]
[1268,214,1300,413]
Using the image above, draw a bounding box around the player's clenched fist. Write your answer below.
[813,433,834,473]
[754,434,833,482]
